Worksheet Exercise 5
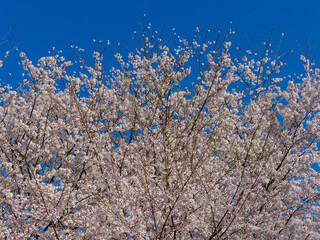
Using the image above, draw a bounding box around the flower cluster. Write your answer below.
[0,28,320,239]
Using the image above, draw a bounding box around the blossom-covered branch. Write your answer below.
[0,26,320,239]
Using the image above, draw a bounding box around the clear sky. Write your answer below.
[0,0,319,74]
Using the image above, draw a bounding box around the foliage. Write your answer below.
[0,27,320,239]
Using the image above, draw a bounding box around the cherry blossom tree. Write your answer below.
[0,27,320,239]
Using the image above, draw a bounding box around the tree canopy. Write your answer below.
[0,27,320,239]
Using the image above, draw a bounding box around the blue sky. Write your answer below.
[0,0,319,77]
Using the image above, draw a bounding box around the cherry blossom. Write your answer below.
[0,27,320,239]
